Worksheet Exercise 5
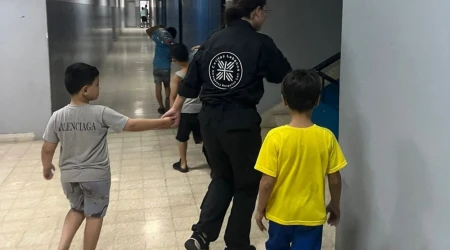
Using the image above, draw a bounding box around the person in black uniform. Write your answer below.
[163,0,291,249]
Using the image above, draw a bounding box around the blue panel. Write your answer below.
[312,83,340,139]
[321,83,339,110]
[181,0,221,48]
[312,103,339,139]
[165,0,180,42]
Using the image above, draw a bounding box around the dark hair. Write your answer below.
[166,27,177,39]
[170,43,189,62]
[281,69,322,112]
[65,63,99,95]
[225,0,266,24]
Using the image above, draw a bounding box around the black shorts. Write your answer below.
[141,16,148,22]
[176,113,202,143]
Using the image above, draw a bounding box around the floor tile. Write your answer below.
[19,229,55,247]
[0,233,24,248]
[169,194,195,207]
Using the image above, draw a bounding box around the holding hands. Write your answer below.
[160,116,177,129]
[162,108,181,128]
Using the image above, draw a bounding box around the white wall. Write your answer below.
[337,0,450,249]
[0,1,52,138]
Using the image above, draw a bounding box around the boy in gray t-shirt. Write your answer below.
[169,44,204,173]
[41,63,175,250]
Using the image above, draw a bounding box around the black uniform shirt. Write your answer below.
[179,19,292,107]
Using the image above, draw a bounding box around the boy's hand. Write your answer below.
[162,108,181,128]
[326,203,340,226]
[43,164,55,180]
[254,210,267,231]
[161,116,176,129]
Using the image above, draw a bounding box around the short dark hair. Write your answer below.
[65,63,99,95]
[225,0,267,24]
[166,27,177,39]
[281,69,322,112]
[170,43,189,62]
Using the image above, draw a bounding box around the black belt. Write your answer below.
[202,102,256,111]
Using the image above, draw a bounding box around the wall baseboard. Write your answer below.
[0,133,35,143]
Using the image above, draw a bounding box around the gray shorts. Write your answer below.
[153,68,171,86]
[62,180,111,218]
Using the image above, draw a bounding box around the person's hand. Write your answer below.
[254,209,267,231]
[326,203,340,226]
[43,164,55,180]
[191,45,201,50]
[162,108,181,128]
[160,116,176,129]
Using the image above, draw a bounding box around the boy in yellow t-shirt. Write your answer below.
[254,69,347,250]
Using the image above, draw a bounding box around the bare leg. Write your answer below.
[179,141,188,169]
[83,216,103,250]
[155,83,164,109]
[58,209,85,250]
[164,85,171,101]
[164,85,171,110]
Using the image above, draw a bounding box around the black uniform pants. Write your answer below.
[193,105,262,249]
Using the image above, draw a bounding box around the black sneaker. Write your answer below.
[225,246,256,250]
[185,233,209,250]
[173,161,189,173]
[157,107,165,115]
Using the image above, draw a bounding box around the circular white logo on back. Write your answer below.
[209,52,243,90]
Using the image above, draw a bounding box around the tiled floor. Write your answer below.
[0,28,335,249]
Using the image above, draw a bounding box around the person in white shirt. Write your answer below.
[140,7,148,28]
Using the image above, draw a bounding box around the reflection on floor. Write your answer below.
[0,28,335,249]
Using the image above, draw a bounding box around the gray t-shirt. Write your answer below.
[43,104,129,183]
[177,71,202,113]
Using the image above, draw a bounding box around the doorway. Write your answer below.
[139,1,151,27]
[140,1,150,9]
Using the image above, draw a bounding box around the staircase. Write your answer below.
[261,59,341,129]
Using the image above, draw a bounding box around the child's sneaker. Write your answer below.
[184,232,209,250]
[225,246,256,250]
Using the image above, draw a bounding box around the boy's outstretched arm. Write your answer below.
[169,74,181,108]
[255,174,276,231]
[327,171,342,226]
[123,117,174,132]
[41,141,57,180]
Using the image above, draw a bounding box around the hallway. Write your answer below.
[0,29,335,249]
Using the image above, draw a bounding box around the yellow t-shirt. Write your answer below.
[255,125,347,226]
